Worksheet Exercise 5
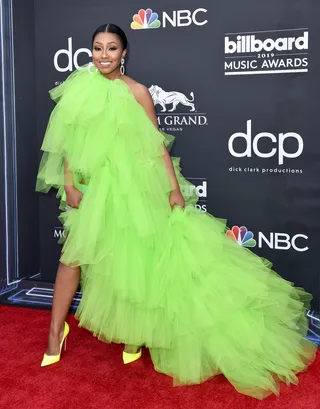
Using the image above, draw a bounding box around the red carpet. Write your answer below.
[0,306,319,409]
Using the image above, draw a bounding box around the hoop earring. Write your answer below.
[87,62,98,74]
[120,58,125,75]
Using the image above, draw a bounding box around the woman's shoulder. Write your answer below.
[122,76,151,101]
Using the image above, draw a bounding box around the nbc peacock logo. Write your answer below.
[131,9,161,29]
[226,226,256,247]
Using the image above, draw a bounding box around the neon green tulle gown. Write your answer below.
[36,65,317,399]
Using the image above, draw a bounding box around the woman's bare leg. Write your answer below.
[45,262,80,355]
[124,345,141,353]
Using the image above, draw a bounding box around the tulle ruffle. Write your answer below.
[36,65,317,399]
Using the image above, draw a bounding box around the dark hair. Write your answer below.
[92,24,128,50]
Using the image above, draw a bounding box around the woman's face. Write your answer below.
[92,32,126,76]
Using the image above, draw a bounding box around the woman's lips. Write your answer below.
[99,61,112,67]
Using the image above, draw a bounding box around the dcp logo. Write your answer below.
[228,120,304,165]
[54,37,91,72]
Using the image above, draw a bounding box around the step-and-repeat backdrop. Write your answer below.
[0,0,319,340]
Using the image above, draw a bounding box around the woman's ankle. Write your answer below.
[124,344,141,354]
[49,322,64,337]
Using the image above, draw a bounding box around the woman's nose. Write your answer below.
[101,49,108,58]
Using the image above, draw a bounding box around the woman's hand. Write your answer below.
[169,188,185,210]
[65,186,83,209]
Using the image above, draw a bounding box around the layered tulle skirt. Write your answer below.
[36,65,317,399]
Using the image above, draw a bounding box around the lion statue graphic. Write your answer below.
[148,85,195,112]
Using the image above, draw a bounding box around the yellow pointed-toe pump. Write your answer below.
[122,348,142,364]
[41,322,70,367]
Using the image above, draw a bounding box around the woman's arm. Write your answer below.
[133,83,185,209]
[134,84,181,193]
[64,159,83,208]
[64,159,74,190]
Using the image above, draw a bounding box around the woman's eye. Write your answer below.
[93,46,117,51]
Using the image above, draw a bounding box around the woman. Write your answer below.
[36,23,317,399]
